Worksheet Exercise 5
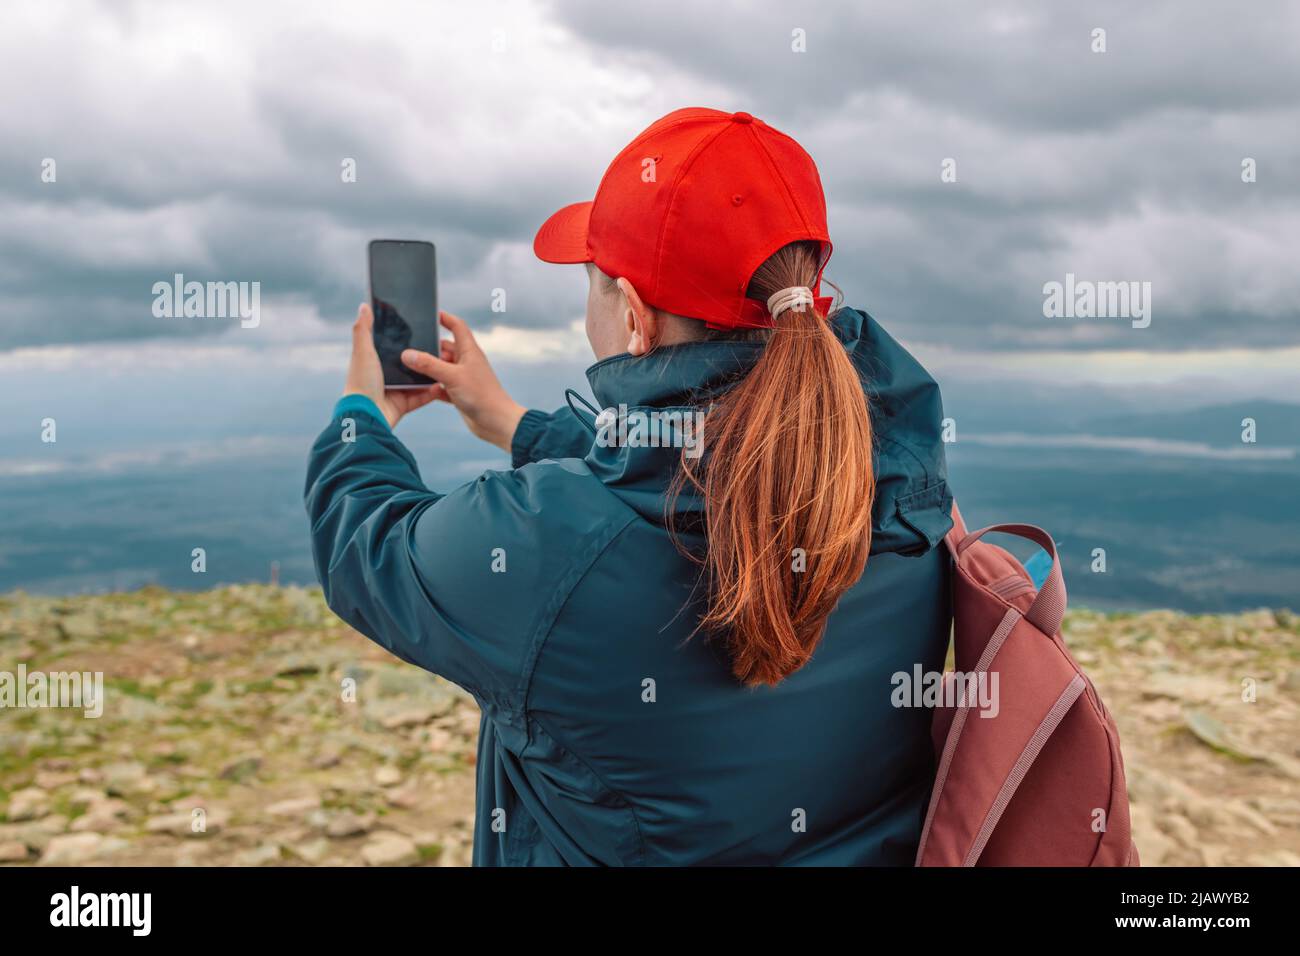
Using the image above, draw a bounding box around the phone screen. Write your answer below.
[368,239,438,388]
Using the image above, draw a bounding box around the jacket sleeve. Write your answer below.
[305,397,624,708]
[510,407,595,468]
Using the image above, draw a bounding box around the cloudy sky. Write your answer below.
[2,0,1299,411]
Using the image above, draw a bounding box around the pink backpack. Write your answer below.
[915,503,1139,867]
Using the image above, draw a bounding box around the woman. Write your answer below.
[306,107,954,865]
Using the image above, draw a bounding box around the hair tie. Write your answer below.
[766,286,815,320]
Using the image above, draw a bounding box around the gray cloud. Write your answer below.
[1,0,1297,352]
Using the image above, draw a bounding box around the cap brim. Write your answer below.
[533,201,593,263]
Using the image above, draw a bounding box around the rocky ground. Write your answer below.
[0,586,477,867]
[1063,607,1299,866]
[0,585,1296,866]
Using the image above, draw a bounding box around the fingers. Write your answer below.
[400,348,455,380]
[393,386,440,414]
[406,391,439,413]
[403,382,451,404]
[353,302,374,334]
[346,303,382,395]
[440,339,457,363]
[351,303,378,358]
[439,311,478,355]
[343,307,382,401]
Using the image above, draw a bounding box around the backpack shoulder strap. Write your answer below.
[944,499,968,557]
[917,507,1080,866]
[955,522,1067,637]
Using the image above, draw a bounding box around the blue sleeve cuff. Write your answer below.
[510,408,550,468]
[334,394,391,431]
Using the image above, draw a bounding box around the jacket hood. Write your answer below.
[576,308,953,557]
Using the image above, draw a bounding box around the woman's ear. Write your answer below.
[616,277,659,355]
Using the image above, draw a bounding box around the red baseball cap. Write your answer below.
[533,107,833,330]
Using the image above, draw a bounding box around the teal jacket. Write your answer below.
[305,308,953,865]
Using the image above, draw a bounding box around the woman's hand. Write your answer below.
[400,311,527,453]
[343,303,440,429]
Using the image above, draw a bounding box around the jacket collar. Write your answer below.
[585,310,863,410]
[576,308,952,556]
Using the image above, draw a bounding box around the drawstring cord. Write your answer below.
[564,388,601,436]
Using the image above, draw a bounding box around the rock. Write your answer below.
[39,832,106,865]
[71,798,130,832]
[54,613,98,640]
[386,782,422,809]
[0,817,67,853]
[102,761,149,795]
[1266,752,1300,780]
[413,831,450,864]
[1142,674,1230,703]
[0,841,31,862]
[1127,764,1201,816]
[379,704,437,729]
[289,839,331,864]
[371,667,440,699]
[1248,849,1300,866]
[274,826,311,845]
[117,691,167,723]
[219,756,262,782]
[68,787,107,808]
[265,795,321,818]
[325,810,376,838]
[1248,795,1300,826]
[360,832,418,867]
[172,843,213,866]
[275,656,321,677]
[434,837,472,867]
[362,670,462,723]
[1183,710,1265,762]
[1128,806,1177,866]
[373,766,403,788]
[5,788,49,822]
[145,812,195,836]
[34,770,77,790]
[311,747,343,770]
[453,708,481,737]
[412,831,443,850]
[1157,812,1198,848]
[233,843,284,866]
[1199,844,1229,867]
[1213,800,1277,835]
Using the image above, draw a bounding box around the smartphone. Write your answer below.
[367,239,439,388]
